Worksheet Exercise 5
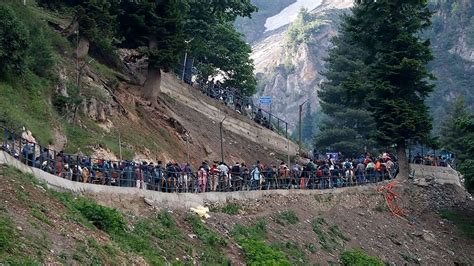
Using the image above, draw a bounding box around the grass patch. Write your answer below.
[231,220,290,265]
[185,214,226,247]
[0,72,56,147]
[31,206,52,225]
[271,241,307,265]
[311,217,349,253]
[311,218,331,252]
[329,225,350,242]
[221,202,241,215]
[340,249,384,266]
[274,210,299,225]
[439,210,474,239]
[0,214,43,265]
[89,57,120,83]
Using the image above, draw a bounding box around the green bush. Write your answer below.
[231,219,267,240]
[340,249,384,266]
[239,238,290,266]
[53,191,125,234]
[74,198,125,234]
[231,220,291,265]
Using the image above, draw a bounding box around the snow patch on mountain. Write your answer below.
[264,0,324,32]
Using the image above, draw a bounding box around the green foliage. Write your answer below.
[340,249,384,266]
[231,220,290,265]
[311,217,349,252]
[274,210,299,225]
[239,239,290,266]
[271,241,307,265]
[287,8,327,50]
[118,0,185,71]
[0,4,29,75]
[185,214,227,247]
[185,0,257,96]
[316,11,377,156]
[319,0,435,158]
[31,207,52,225]
[0,79,55,145]
[54,191,125,234]
[440,98,474,192]
[221,202,241,215]
[439,210,474,239]
[74,199,125,234]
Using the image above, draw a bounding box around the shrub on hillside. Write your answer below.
[340,249,384,266]
[74,198,125,234]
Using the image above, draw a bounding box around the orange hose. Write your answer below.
[377,181,404,217]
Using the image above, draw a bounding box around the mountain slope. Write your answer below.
[0,2,295,167]
[238,0,474,134]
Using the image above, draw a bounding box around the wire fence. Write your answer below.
[171,63,290,138]
[0,125,399,193]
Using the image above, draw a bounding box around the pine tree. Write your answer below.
[315,12,376,158]
[360,0,434,179]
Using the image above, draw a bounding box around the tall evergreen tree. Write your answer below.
[360,0,434,179]
[315,12,376,158]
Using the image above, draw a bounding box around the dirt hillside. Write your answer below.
[1,162,473,265]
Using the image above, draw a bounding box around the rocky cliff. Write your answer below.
[238,0,474,133]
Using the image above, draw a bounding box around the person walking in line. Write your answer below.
[198,166,208,193]
[209,164,220,191]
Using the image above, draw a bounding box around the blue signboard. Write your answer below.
[259,96,272,105]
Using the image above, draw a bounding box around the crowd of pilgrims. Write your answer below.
[4,140,397,193]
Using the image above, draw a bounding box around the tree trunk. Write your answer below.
[396,140,409,179]
[76,36,90,61]
[143,37,161,108]
[143,65,161,108]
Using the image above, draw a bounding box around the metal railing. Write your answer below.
[1,125,398,193]
[170,62,291,139]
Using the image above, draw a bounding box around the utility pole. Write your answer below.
[118,132,122,161]
[182,38,194,81]
[219,114,227,163]
[186,133,190,163]
[298,100,308,156]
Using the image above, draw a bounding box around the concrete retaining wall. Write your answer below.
[0,151,376,209]
[161,73,298,156]
[410,164,462,187]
